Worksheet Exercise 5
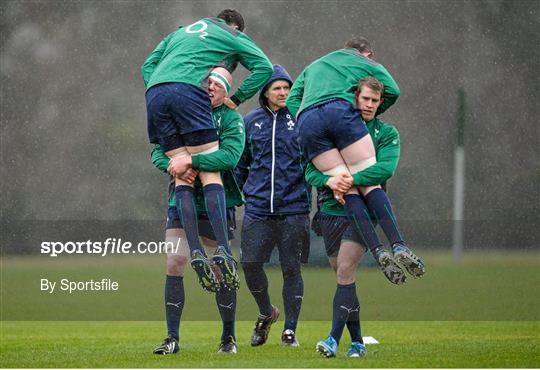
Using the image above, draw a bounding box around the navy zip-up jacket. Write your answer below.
[235,65,311,215]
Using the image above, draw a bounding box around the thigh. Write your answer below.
[336,239,365,281]
[311,148,348,174]
[339,134,376,167]
[240,213,276,263]
[276,214,310,264]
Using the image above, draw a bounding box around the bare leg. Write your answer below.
[336,241,365,285]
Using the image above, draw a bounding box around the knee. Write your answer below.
[167,255,187,276]
[336,262,356,283]
[198,171,222,185]
[359,185,381,196]
[241,261,264,275]
[281,263,301,280]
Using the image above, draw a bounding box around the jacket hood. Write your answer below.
[258,64,293,108]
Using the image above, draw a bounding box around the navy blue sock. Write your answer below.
[282,264,304,332]
[343,194,383,255]
[165,275,184,340]
[175,185,203,255]
[216,288,236,341]
[330,283,358,344]
[345,290,363,343]
[242,262,273,316]
[365,188,404,245]
[203,184,230,253]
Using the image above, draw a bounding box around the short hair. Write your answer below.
[217,9,245,32]
[357,76,384,97]
[345,37,373,56]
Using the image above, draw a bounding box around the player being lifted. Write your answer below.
[142,9,272,291]
[151,67,244,354]
[307,77,411,357]
[287,37,425,284]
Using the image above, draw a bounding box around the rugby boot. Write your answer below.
[346,341,367,358]
[251,305,280,346]
[218,336,238,354]
[153,335,179,355]
[392,242,425,278]
[374,247,406,285]
[281,329,299,347]
[316,335,338,358]
[212,246,240,290]
[190,249,218,292]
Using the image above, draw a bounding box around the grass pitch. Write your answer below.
[1,321,538,368]
[1,250,539,367]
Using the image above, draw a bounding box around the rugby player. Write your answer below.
[151,68,244,354]
[287,37,423,285]
[306,77,419,357]
[142,9,272,291]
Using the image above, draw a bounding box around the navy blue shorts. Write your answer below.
[297,99,369,161]
[146,82,218,152]
[165,206,235,241]
[240,212,310,264]
[319,213,369,257]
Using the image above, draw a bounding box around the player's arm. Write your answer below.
[372,64,400,115]
[141,33,174,87]
[151,144,170,173]
[305,162,330,188]
[286,69,305,118]
[191,112,246,171]
[352,125,400,186]
[228,36,273,106]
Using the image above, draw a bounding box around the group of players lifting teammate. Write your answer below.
[143,8,425,358]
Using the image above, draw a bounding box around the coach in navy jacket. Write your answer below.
[236,65,310,215]
[235,65,310,347]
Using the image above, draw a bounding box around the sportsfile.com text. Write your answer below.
[40,238,181,257]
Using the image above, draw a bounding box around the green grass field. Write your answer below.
[1,250,539,367]
[1,321,538,368]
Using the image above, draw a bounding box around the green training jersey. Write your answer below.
[151,104,245,210]
[305,118,400,216]
[142,17,272,105]
[287,48,400,118]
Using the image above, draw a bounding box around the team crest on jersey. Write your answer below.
[286,114,295,131]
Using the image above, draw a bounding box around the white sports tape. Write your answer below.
[347,157,376,173]
[197,145,219,155]
[322,164,350,177]
[170,150,190,159]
